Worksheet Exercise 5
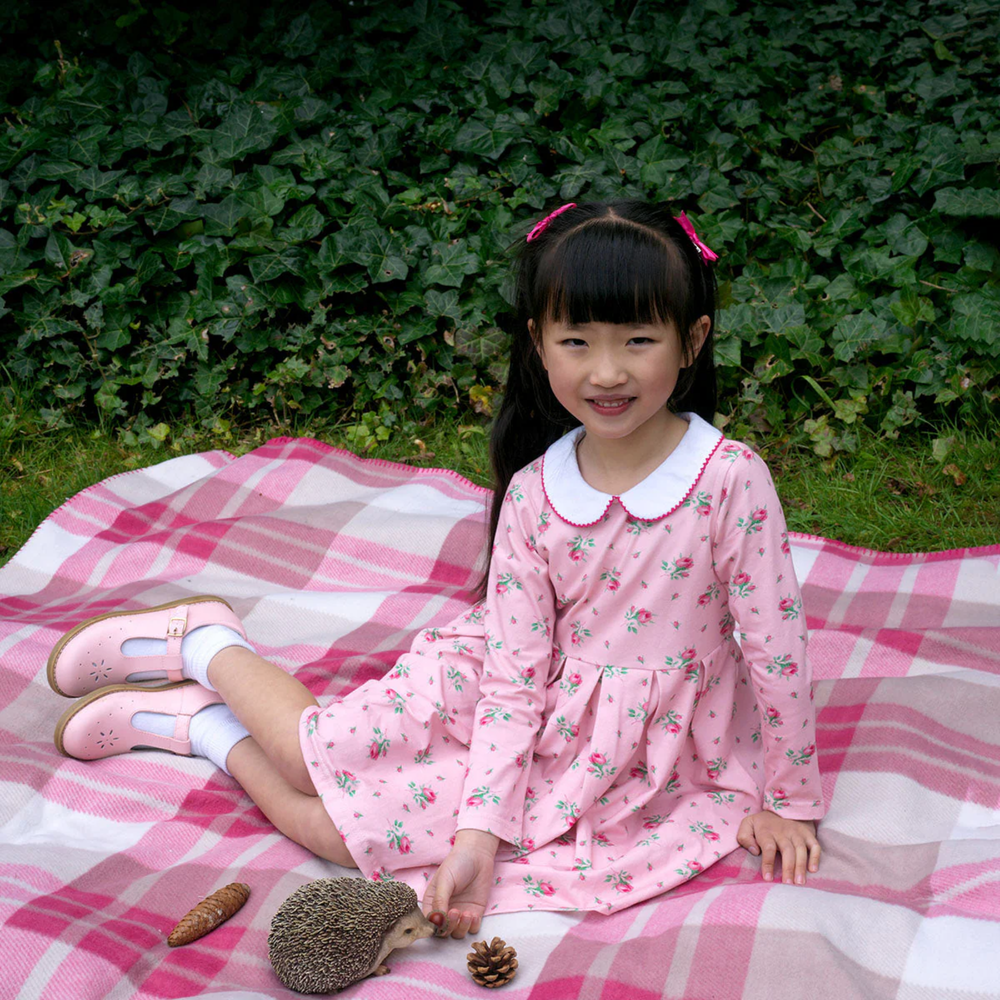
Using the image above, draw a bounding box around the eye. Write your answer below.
[628,336,655,345]
[560,338,587,347]
[405,928,413,935]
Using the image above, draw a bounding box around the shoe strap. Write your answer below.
[165,605,189,660]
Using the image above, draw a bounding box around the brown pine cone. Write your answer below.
[168,882,250,947]
[467,936,518,988]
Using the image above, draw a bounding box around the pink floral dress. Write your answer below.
[300,413,824,913]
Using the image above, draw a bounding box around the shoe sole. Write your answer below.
[53,679,196,758]
[46,595,235,697]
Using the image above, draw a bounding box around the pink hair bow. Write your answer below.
[674,211,718,262]
[526,202,577,242]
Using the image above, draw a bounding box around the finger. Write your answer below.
[424,872,455,925]
[793,838,809,885]
[759,838,777,882]
[450,907,474,939]
[736,818,760,855]
[808,838,822,873]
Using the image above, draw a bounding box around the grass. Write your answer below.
[1,398,998,568]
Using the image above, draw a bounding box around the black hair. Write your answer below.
[474,199,718,603]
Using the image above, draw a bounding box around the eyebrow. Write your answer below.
[565,321,648,330]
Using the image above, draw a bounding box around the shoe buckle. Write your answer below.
[167,615,187,637]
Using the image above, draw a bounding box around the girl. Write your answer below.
[48,200,823,938]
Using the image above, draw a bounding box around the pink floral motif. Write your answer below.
[663,555,694,580]
[737,507,768,534]
[624,606,655,633]
[779,596,801,620]
[767,787,790,811]
[386,820,411,854]
[765,654,799,679]
[683,490,713,517]
[523,875,556,897]
[785,743,816,766]
[654,708,683,734]
[567,535,595,562]
[690,821,721,841]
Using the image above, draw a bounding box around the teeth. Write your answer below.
[592,400,628,408]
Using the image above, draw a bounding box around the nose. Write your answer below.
[589,347,628,388]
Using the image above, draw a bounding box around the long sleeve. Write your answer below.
[455,474,556,843]
[711,449,825,821]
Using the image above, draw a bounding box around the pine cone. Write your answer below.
[467,936,518,988]
[168,882,250,947]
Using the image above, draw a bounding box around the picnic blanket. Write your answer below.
[1,436,999,1000]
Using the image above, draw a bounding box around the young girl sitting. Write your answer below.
[49,199,823,938]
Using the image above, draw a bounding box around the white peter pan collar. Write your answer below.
[540,412,723,526]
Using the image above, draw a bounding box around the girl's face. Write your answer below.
[531,315,709,449]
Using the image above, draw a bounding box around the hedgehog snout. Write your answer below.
[386,908,435,950]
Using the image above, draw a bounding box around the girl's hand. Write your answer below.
[423,829,500,938]
[737,811,821,885]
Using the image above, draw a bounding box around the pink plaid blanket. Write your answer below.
[2,437,999,1000]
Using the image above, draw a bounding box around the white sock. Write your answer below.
[132,703,250,775]
[121,625,255,690]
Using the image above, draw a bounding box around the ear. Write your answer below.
[529,319,547,370]
[684,315,711,367]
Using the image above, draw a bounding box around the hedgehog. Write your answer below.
[268,877,435,993]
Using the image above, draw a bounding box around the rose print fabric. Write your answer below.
[301,413,824,914]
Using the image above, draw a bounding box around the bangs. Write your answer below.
[535,221,691,330]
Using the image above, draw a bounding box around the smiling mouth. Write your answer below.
[587,397,635,412]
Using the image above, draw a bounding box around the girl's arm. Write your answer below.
[712,448,825,879]
[421,474,554,932]
[454,475,556,844]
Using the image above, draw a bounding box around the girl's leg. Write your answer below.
[206,645,318,796]
[200,645,357,867]
[226,736,356,868]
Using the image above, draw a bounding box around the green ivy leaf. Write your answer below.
[449,114,524,160]
[934,188,1000,218]
[424,239,479,288]
[831,311,889,362]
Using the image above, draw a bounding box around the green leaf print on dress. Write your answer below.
[522,874,557,897]
[779,595,802,620]
[466,786,502,808]
[785,743,817,766]
[569,620,592,647]
[408,781,437,809]
[664,646,698,673]
[736,506,769,534]
[663,554,694,579]
[334,770,359,796]
[764,653,799,678]
[386,819,412,855]
[555,715,580,741]
[766,787,790,811]
[729,571,756,599]
[495,572,522,596]
[368,727,391,759]
[624,605,655,633]
[604,869,635,894]
[654,708,683,734]
[682,490,713,517]
[585,751,618,780]
[567,535,595,562]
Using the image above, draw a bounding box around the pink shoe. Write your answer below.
[47,595,247,697]
[55,680,223,760]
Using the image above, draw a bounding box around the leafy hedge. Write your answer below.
[1,0,998,451]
